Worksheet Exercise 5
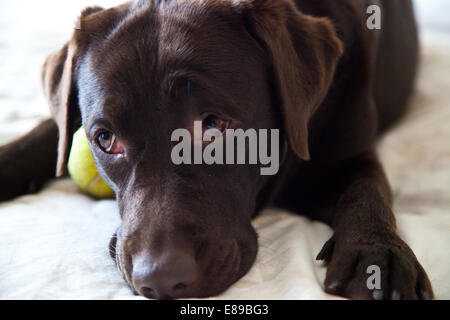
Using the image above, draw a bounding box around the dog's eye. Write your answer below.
[96,131,123,154]
[202,115,229,133]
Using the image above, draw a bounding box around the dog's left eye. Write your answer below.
[96,131,123,154]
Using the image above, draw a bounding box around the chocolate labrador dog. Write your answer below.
[0,0,433,299]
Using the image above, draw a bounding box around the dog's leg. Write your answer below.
[309,151,434,300]
[278,150,433,300]
[0,118,58,201]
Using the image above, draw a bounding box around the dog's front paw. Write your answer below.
[316,232,434,300]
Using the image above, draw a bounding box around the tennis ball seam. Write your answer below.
[87,173,103,194]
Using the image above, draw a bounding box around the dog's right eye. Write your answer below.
[202,115,229,133]
[96,131,124,155]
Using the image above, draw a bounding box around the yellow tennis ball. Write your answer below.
[68,127,115,199]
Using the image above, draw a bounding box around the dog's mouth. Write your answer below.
[109,233,255,299]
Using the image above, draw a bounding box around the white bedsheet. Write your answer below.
[0,0,449,300]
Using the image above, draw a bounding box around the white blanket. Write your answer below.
[0,0,449,300]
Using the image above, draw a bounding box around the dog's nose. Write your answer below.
[132,250,198,299]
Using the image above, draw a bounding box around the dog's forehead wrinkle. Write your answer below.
[78,53,107,124]
[105,0,156,41]
[88,47,161,129]
[101,7,161,77]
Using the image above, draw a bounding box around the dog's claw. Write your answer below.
[372,290,383,300]
[420,290,432,300]
[391,290,401,300]
[326,280,342,294]
[316,235,335,262]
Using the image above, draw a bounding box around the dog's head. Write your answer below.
[41,0,342,298]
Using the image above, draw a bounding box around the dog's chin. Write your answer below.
[108,233,257,299]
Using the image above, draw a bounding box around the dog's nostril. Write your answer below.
[141,286,155,298]
[173,282,187,291]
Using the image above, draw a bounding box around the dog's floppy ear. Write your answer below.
[41,40,79,177]
[41,7,105,176]
[239,0,343,160]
